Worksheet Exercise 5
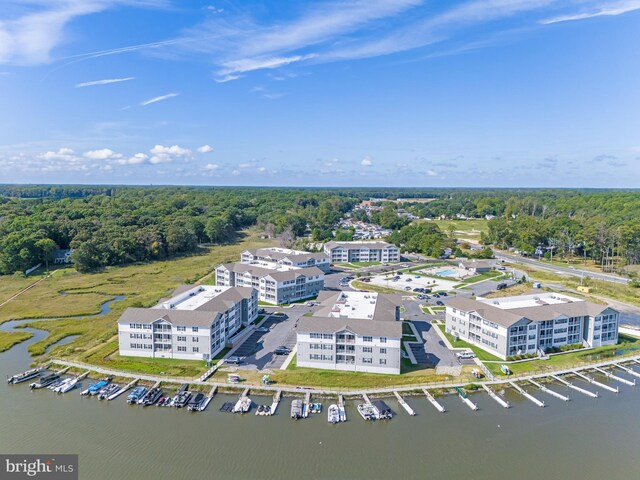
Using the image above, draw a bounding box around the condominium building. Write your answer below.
[118,285,257,361]
[296,291,403,374]
[215,261,324,305]
[240,247,330,273]
[324,240,401,263]
[445,292,619,360]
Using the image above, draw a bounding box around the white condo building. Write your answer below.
[215,260,324,305]
[296,291,403,374]
[118,285,257,361]
[445,292,619,360]
[240,247,330,272]
[324,241,401,263]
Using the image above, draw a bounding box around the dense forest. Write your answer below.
[0,186,639,276]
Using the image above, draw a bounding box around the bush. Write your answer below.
[465,383,480,391]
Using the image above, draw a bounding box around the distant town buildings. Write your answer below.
[53,249,73,264]
[216,251,325,305]
[445,292,619,360]
[240,247,330,273]
[324,240,401,263]
[117,285,258,361]
[458,259,493,274]
[296,291,403,374]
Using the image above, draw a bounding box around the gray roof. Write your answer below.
[311,291,401,322]
[117,308,218,327]
[244,248,329,262]
[459,260,492,269]
[324,241,398,250]
[445,296,615,328]
[217,262,323,281]
[297,316,402,337]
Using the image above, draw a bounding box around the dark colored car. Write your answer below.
[274,346,291,355]
[496,283,508,290]
[436,300,444,306]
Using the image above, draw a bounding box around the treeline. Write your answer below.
[0,187,357,274]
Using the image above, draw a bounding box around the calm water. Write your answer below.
[2,326,640,480]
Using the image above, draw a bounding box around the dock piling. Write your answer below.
[481,384,510,408]
[509,381,545,407]
[423,389,445,413]
[529,379,569,401]
[551,375,598,398]
[393,391,416,415]
[574,371,619,393]
[614,363,640,379]
[594,367,635,386]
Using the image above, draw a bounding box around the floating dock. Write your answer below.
[454,387,478,411]
[509,381,545,407]
[393,391,416,415]
[303,392,311,418]
[614,363,640,379]
[551,375,598,398]
[270,390,282,415]
[108,378,138,401]
[529,379,570,402]
[481,384,510,408]
[423,389,445,413]
[593,367,635,386]
[573,371,619,393]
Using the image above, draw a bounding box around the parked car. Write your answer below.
[404,286,412,291]
[258,308,266,314]
[256,327,269,333]
[436,300,444,306]
[496,266,506,271]
[274,346,291,355]
[224,356,242,365]
[496,283,508,290]
[440,292,448,296]
[456,351,476,359]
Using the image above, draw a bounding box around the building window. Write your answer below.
[363,357,373,364]
[192,337,199,342]
[192,327,199,333]
[177,326,186,332]
[363,347,372,353]
[192,347,199,353]
[380,348,387,354]
[177,336,186,342]
[380,359,387,365]
[363,336,373,342]
[380,337,387,343]
[177,346,186,352]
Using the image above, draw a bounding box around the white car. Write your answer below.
[456,351,476,359]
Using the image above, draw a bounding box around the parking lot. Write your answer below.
[232,305,313,371]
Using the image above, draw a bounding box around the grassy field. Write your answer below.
[0,331,34,352]
[485,334,640,377]
[433,219,489,239]
[0,229,275,369]
[351,280,416,296]
[436,324,503,362]
[455,270,504,286]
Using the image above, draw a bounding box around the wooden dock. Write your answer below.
[303,391,311,418]
[393,391,416,415]
[529,379,570,402]
[108,378,138,401]
[573,371,619,393]
[593,367,635,386]
[509,381,545,407]
[454,387,478,411]
[270,390,282,415]
[362,393,372,405]
[423,389,445,413]
[481,384,510,408]
[551,375,598,398]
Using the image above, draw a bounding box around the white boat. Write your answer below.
[57,377,79,394]
[7,367,43,384]
[52,378,72,393]
[357,403,378,421]
[338,405,347,422]
[328,404,340,424]
[233,396,251,413]
[290,399,303,419]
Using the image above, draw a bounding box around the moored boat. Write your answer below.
[187,393,205,411]
[30,373,59,389]
[142,388,163,406]
[233,396,251,413]
[372,400,393,420]
[290,399,303,419]
[57,377,79,394]
[338,405,347,422]
[126,386,147,404]
[7,367,43,385]
[81,380,109,396]
[328,404,340,424]
[357,403,378,421]
[98,383,119,400]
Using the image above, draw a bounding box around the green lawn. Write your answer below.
[436,324,504,362]
[433,218,489,235]
[457,271,504,285]
[351,280,416,296]
[485,334,640,377]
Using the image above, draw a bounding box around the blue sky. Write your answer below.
[0,0,639,187]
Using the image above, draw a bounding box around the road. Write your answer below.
[494,251,629,285]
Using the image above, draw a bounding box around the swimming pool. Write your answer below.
[436,269,457,276]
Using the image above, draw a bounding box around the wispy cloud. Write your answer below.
[541,0,640,24]
[139,92,179,106]
[75,77,135,88]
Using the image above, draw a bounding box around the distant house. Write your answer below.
[53,249,73,264]
[459,259,492,274]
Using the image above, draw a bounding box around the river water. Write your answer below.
[2,306,640,479]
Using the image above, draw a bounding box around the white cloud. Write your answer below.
[426,169,438,176]
[149,144,191,164]
[75,77,135,88]
[205,163,219,170]
[117,152,148,165]
[231,169,241,175]
[140,92,179,106]
[541,1,640,24]
[83,148,122,160]
[361,156,373,167]
[39,147,77,161]
[216,54,318,81]
[197,144,214,153]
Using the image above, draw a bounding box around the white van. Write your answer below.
[456,351,476,359]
